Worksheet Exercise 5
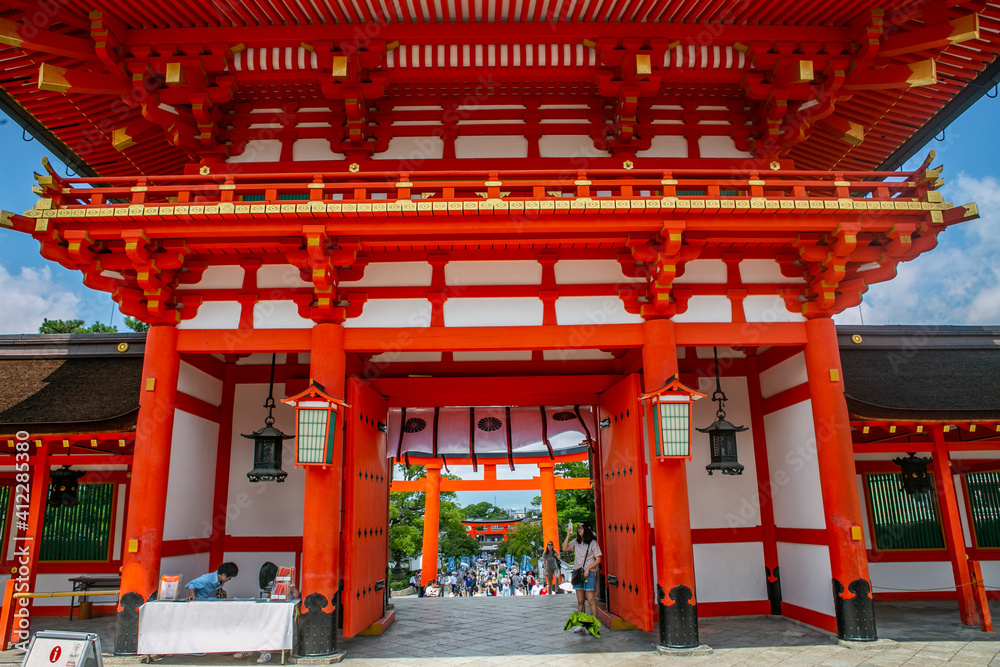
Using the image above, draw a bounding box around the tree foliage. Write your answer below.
[532,460,595,544]
[496,520,543,560]
[461,501,509,520]
[38,318,118,334]
[388,464,470,567]
[124,317,150,332]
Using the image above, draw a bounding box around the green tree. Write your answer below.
[532,460,595,545]
[124,316,150,332]
[38,319,118,333]
[438,500,480,560]
[461,501,509,520]
[496,520,543,560]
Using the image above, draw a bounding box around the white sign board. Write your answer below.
[21,632,102,667]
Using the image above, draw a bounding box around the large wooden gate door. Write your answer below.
[341,377,389,637]
[597,373,655,631]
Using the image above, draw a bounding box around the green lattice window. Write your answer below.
[867,473,945,550]
[965,471,1000,548]
[40,484,114,561]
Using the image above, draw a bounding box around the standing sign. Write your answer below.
[21,631,102,667]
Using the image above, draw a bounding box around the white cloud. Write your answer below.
[0,262,80,334]
[835,171,1000,326]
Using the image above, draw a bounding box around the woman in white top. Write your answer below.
[562,520,602,620]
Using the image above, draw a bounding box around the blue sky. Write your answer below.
[1,95,998,509]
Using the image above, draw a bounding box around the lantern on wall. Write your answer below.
[893,452,933,495]
[282,380,348,466]
[48,466,85,508]
[243,354,290,483]
[641,376,706,459]
[697,347,748,476]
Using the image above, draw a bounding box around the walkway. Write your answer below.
[3,597,998,665]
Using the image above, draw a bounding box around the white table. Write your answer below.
[136,600,297,655]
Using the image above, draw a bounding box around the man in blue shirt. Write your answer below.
[183,562,239,600]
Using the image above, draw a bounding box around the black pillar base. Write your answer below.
[113,592,143,656]
[766,566,782,616]
[657,584,699,649]
[833,578,877,641]
[296,592,339,657]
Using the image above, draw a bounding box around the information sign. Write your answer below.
[21,631,102,667]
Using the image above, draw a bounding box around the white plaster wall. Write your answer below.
[177,361,222,406]
[177,302,242,330]
[452,350,532,361]
[744,296,806,323]
[254,301,314,329]
[674,260,727,284]
[538,135,607,158]
[454,135,528,158]
[368,351,442,363]
[636,135,688,158]
[292,138,345,161]
[869,561,954,595]
[764,401,826,530]
[542,349,615,361]
[340,262,433,287]
[443,298,543,326]
[699,136,752,159]
[554,297,643,326]
[374,136,445,161]
[114,482,126,557]
[446,261,542,286]
[759,352,808,398]
[554,260,647,285]
[257,265,311,289]
[776,542,833,614]
[227,384,305,538]
[739,260,804,284]
[176,266,245,291]
[693,542,767,602]
[220,551,299,599]
[980,562,1000,590]
[343,299,432,328]
[228,140,282,163]
[671,296,732,323]
[688,376,762,529]
[161,553,211,591]
[164,412,219,541]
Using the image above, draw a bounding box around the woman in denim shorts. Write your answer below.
[562,520,603,626]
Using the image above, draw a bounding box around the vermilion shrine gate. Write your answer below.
[0,0,997,655]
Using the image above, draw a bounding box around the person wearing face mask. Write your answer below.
[562,520,602,628]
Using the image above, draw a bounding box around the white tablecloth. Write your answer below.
[137,601,297,655]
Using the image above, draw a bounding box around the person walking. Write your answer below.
[562,520,602,631]
[542,541,560,595]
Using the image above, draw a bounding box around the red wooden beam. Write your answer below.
[0,18,99,61]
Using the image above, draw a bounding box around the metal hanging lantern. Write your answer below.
[893,452,933,495]
[697,347,748,476]
[282,380,348,466]
[640,376,706,460]
[48,465,85,508]
[243,354,291,483]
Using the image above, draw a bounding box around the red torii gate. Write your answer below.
[391,453,590,585]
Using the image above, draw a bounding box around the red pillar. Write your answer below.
[642,318,699,649]
[120,325,180,603]
[803,317,875,641]
[209,360,236,566]
[302,323,346,611]
[931,427,978,625]
[538,463,559,554]
[746,355,782,615]
[10,442,49,647]
[420,464,442,586]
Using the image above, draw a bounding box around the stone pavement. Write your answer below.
[4,597,999,666]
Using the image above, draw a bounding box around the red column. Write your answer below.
[803,317,875,640]
[746,355,781,614]
[13,442,49,646]
[642,318,699,648]
[420,464,442,586]
[120,325,180,603]
[302,323,346,610]
[931,427,978,625]
[538,463,559,554]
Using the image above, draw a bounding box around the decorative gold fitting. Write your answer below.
[661,179,678,185]
[833,181,851,187]
[622,160,634,170]
[130,186,148,192]
[199,165,211,175]
[851,334,863,345]
[219,184,236,190]
[748,180,766,186]
[574,180,592,186]
[396,181,413,188]
[307,183,325,189]
[769,161,781,171]
[349,163,360,173]
[484,180,503,187]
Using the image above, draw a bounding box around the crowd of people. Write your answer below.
[409,554,569,597]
